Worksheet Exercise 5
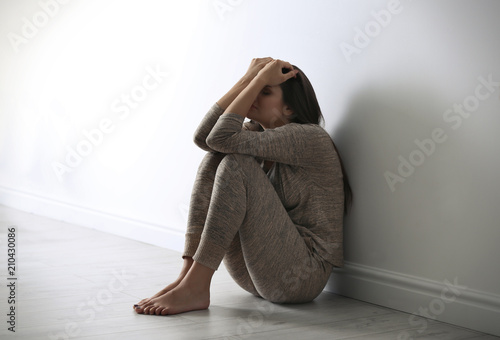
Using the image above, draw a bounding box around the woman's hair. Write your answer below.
[280,66,353,214]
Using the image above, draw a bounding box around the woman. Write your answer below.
[133,57,351,316]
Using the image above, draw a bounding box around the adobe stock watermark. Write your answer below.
[397,277,467,340]
[384,74,499,192]
[51,64,169,182]
[7,0,71,53]
[47,268,137,340]
[339,0,408,63]
[213,0,244,21]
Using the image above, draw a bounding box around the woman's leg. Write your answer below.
[135,153,249,315]
[223,233,261,297]
[137,153,331,315]
[134,152,224,308]
[183,152,226,258]
[187,151,262,298]
[212,154,332,303]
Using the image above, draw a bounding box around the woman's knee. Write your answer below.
[218,154,261,176]
[199,152,225,170]
[195,152,225,180]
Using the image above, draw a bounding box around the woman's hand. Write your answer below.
[218,58,273,110]
[255,59,298,86]
[241,57,274,82]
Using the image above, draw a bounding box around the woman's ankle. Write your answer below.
[176,257,194,281]
[181,261,215,291]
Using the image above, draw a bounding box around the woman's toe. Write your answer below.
[148,306,158,315]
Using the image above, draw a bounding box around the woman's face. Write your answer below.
[247,85,292,129]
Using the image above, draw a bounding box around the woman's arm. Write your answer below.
[193,58,274,151]
[216,78,251,111]
[223,59,297,119]
[206,60,330,167]
[192,104,224,152]
[218,58,274,110]
[206,113,333,167]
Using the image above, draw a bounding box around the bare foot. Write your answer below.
[134,280,181,310]
[134,257,193,311]
[135,283,210,316]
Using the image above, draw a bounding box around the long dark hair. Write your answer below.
[280,66,353,214]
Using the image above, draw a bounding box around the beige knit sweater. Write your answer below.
[192,103,345,267]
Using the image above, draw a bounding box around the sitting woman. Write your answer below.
[133,57,352,316]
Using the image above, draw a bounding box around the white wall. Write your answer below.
[325,1,500,336]
[1,0,499,336]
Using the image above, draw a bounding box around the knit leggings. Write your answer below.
[183,152,332,303]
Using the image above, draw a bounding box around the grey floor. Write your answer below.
[0,205,498,340]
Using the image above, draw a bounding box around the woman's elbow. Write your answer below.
[205,133,227,153]
[205,133,218,150]
[193,133,211,152]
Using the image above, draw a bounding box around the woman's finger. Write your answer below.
[258,58,273,67]
[260,57,274,63]
[278,60,294,71]
[282,69,298,82]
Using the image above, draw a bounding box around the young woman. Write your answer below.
[133,57,352,316]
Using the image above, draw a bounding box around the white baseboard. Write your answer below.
[0,185,185,253]
[325,261,500,337]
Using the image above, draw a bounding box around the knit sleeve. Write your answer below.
[206,112,333,167]
[193,103,225,152]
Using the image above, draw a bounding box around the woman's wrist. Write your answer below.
[217,78,251,110]
[249,75,266,90]
[238,75,253,86]
[224,76,266,119]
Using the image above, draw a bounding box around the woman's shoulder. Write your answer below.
[282,123,334,144]
[285,121,328,133]
[280,123,339,162]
